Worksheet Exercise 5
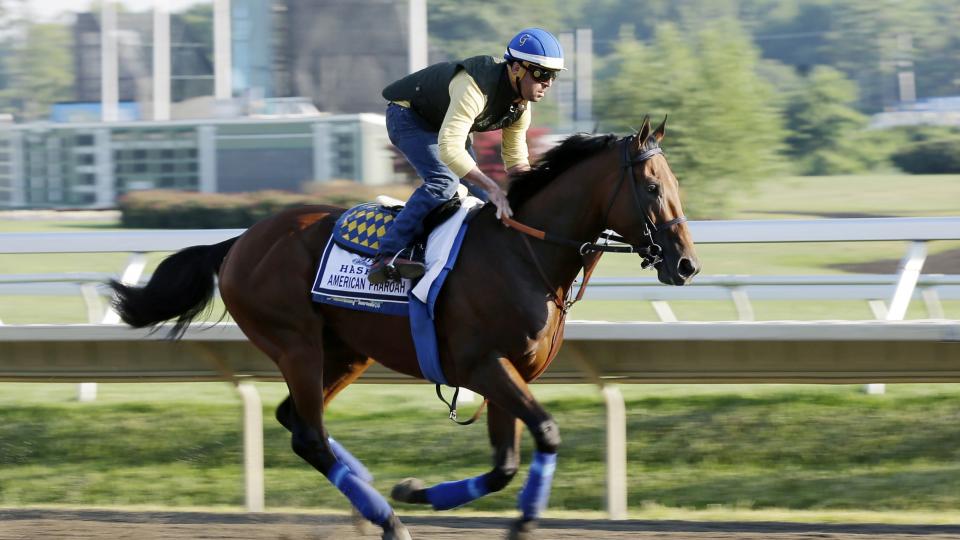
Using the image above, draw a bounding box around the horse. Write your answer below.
[109,116,700,540]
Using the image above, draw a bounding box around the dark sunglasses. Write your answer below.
[522,62,558,83]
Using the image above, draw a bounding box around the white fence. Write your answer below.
[1,216,959,517]
[3,216,960,324]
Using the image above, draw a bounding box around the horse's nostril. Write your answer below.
[677,257,698,279]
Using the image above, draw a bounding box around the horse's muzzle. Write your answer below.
[677,257,700,281]
[657,255,700,286]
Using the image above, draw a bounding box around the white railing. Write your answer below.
[3,217,959,323]
[581,274,960,321]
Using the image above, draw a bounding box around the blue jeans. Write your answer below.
[378,103,483,256]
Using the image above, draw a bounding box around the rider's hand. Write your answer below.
[464,167,514,220]
[489,187,513,220]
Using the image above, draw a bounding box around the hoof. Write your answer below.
[507,518,537,540]
[351,507,379,536]
[382,514,412,540]
[391,477,427,504]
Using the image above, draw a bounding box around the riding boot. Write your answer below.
[371,185,445,284]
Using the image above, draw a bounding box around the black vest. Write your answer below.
[382,55,526,133]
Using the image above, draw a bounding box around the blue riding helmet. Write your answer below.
[504,28,565,71]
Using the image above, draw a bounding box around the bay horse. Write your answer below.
[109,116,699,540]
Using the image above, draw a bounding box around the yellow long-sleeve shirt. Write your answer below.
[429,70,530,178]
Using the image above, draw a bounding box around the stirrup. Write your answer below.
[368,255,400,285]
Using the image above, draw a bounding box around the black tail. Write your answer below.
[109,237,239,338]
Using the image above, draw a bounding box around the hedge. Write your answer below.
[118,182,414,229]
[891,136,960,174]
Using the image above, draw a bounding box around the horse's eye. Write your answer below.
[646,184,659,194]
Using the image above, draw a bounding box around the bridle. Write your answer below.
[501,134,687,270]
[600,134,688,268]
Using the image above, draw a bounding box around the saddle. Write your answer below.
[332,187,467,259]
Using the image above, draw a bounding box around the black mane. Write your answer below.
[507,133,619,210]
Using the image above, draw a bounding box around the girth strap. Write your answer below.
[436,384,488,425]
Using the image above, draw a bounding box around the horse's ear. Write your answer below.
[637,116,652,147]
[653,114,667,143]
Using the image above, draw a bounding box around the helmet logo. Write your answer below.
[518,34,530,46]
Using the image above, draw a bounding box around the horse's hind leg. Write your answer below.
[274,337,380,535]
[222,225,406,538]
[391,402,521,510]
[276,332,375,482]
[266,334,410,540]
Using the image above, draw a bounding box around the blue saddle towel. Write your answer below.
[312,200,478,385]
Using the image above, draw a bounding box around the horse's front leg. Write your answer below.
[468,357,561,540]
[391,401,522,509]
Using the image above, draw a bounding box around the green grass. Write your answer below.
[0,217,118,233]
[725,174,960,219]
[2,383,960,514]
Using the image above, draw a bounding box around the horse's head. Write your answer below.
[604,116,700,285]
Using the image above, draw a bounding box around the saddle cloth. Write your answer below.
[310,239,412,316]
[310,196,484,384]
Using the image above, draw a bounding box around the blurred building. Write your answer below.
[232,0,276,99]
[0,115,392,208]
[870,96,960,128]
[68,0,410,116]
[51,102,141,123]
[0,0,422,208]
[276,0,409,113]
[72,11,214,107]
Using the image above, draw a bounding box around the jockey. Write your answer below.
[368,27,565,284]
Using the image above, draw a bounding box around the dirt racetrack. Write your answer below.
[2,509,959,540]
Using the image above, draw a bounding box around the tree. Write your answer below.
[428,0,569,62]
[596,19,784,218]
[784,66,872,174]
[0,21,73,121]
[819,0,944,112]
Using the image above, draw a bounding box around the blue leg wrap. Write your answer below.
[329,436,373,483]
[517,451,557,520]
[425,473,492,510]
[327,461,393,526]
